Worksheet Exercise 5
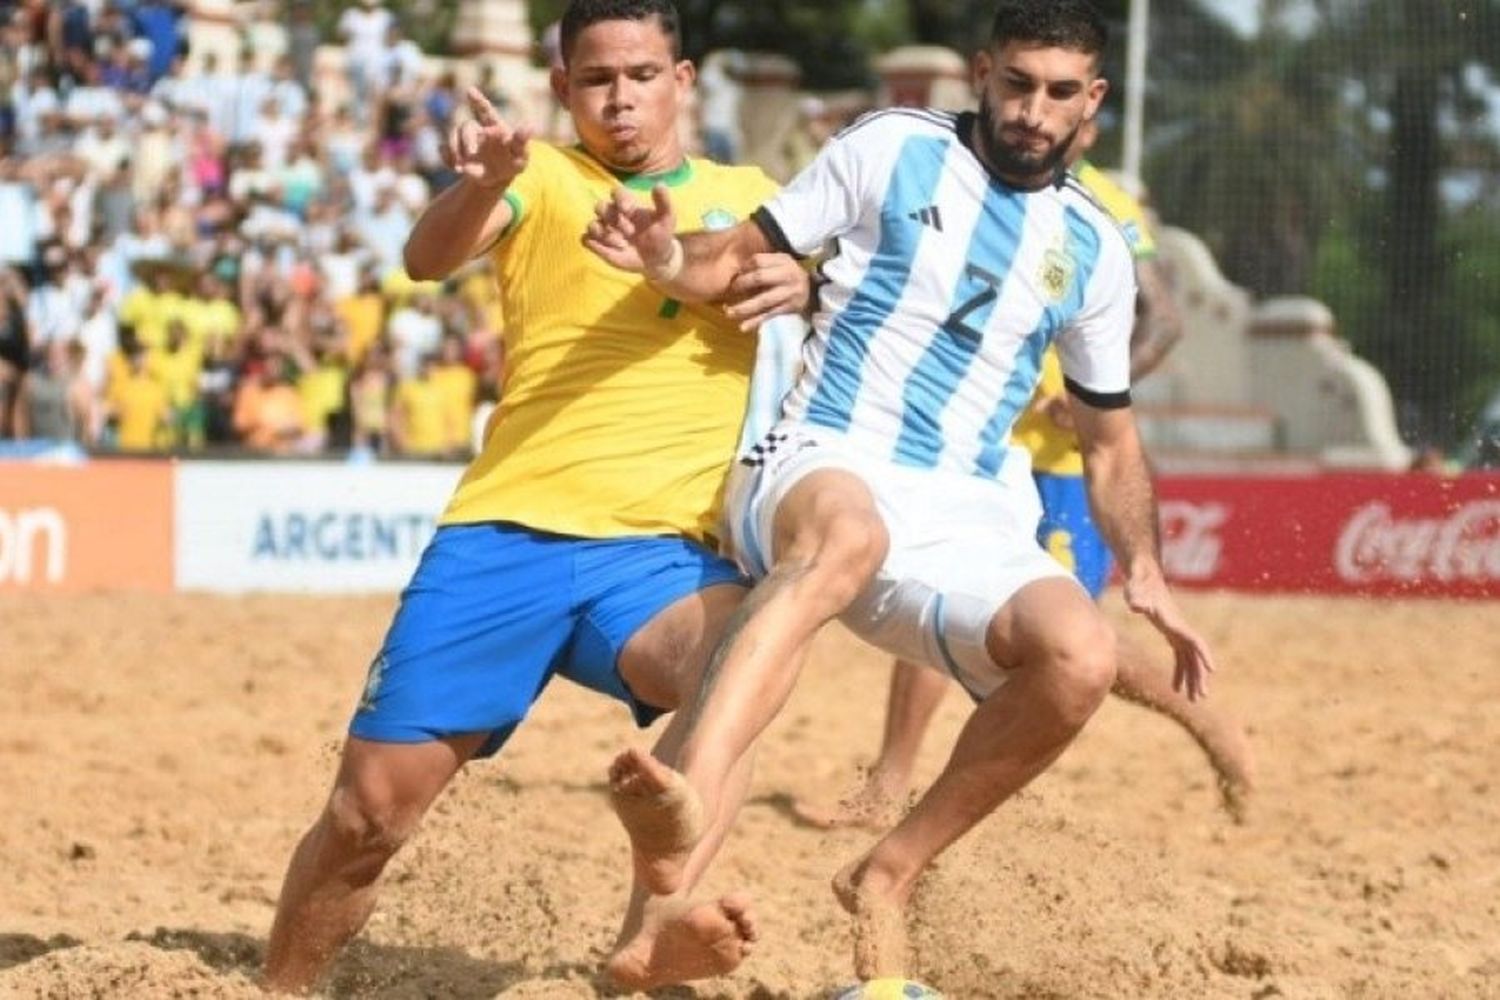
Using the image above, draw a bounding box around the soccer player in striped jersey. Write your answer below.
[262,2,811,993]
[586,0,1218,978]
[796,116,1254,834]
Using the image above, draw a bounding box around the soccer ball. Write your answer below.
[830,979,945,1000]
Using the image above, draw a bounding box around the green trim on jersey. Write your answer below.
[499,190,525,239]
[617,159,694,191]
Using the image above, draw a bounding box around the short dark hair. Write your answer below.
[558,0,682,65]
[989,0,1107,59]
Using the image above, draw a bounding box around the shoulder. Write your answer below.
[687,157,779,201]
[509,141,597,203]
[835,106,960,146]
[1055,174,1135,266]
[527,140,578,172]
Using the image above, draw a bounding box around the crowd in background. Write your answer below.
[0,0,514,458]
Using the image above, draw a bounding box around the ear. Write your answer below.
[971,48,993,97]
[1085,76,1109,119]
[549,64,568,106]
[676,58,695,93]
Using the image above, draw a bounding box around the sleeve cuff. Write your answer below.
[473,190,524,259]
[1065,376,1131,410]
[752,206,802,259]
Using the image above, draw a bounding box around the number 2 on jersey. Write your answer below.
[942,262,1002,343]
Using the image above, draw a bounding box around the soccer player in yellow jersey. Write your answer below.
[262,2,809,993]
[794,117,1256,837]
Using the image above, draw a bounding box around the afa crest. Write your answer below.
[1040,246,1075,302]
[702,208,737,231]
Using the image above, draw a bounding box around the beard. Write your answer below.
[975,93,1082,186]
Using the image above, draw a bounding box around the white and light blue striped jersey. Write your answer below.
[752,108,1137,480]
[734,313,807,459]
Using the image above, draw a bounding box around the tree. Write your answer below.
[1141,0,1500,445]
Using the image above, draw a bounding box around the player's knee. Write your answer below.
[324,780,420,869]
[787,510,888,611]
[1044,622,1117,727]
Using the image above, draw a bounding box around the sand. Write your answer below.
[1,591,1497,999]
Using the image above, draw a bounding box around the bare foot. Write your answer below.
[1198,723,1257,824]
[605,894,758,990]
[608,747,704,895]
[792,773,907,831]
[832,858,908,980]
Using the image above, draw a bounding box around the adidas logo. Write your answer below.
[908,205,943,231]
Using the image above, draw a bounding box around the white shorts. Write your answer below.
[727,425,1079,700]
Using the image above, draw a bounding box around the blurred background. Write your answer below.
[1,0,1497,599]
[1,0,1497,466]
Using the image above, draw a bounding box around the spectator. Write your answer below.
[385,286,439,378]
[294,334,349,452]
[336,0,394,116]
[62,338,100,445]
[148,317,204,449]
[26,243,82,353]
[334,264,385,364]
[106,339,170,451]
[780,96,834,179]
[268,54,309,122]
[118,260,187,350]
[232,351,310,454]
[430,331,475,456]
[697,49,745,164]
[284,0,319,93]
[353,183,411,276]
[0,265,32,438]
[24,338,73,441]
[75,281,118,393]
[389,351,447,457]
[129,101,174,205]
[130,0,187,84]
[0,154,41,271]
[348,342,393,454]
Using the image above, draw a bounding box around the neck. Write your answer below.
[966,115,1056,192]
[581,138,686,180]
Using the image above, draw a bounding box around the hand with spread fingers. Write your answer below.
[584,184,679,276]
[725,253,811,332]
[1124,570,1216,702]
[444,86,534,191]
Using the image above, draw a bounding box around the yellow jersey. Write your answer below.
[118,288,188,351]
[1014,160,1156,475]
[440,143,778,544]
[111,372,169,451]
[1074,161,1156,261]
[430,362,477,450]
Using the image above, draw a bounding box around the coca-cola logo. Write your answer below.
[1335,500,1500,584]
[1159,500,1228,581]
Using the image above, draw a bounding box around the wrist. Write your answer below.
[1124,560,1165,589]
[644,237,684,283]
[466,172,513,194]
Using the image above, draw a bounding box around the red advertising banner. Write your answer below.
[1156,473,1500,598]
[0,461,174,593]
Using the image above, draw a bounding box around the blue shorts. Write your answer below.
[349,522,747,758]
[1034,472,1113,599]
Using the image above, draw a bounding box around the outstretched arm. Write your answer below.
[404,87,533,281]
[1071,399,1216,701]
[584,185,775,305]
